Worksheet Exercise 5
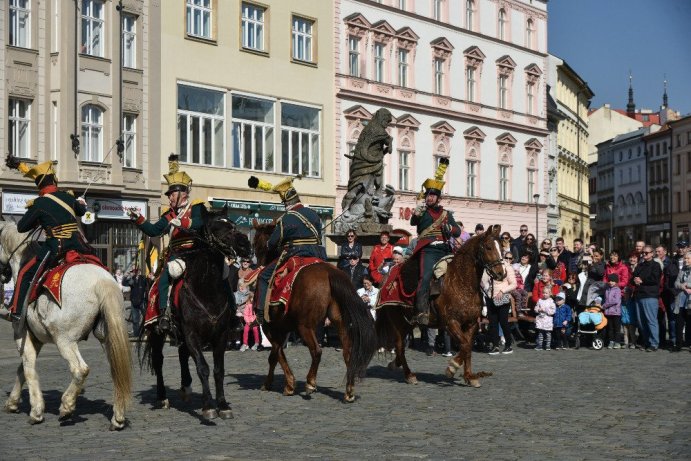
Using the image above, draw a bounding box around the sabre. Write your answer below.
[17,252,51,356]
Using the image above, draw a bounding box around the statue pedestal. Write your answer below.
[327,231,401,259]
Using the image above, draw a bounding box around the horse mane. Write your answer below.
[252,222,277,265]
[0,221,34,263]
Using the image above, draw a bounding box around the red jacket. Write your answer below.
[531,280,561,304]
[603,261,630,291]
[369,243,393,284]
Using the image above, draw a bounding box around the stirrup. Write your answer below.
[158,314,171,334]
[415,312,430,326]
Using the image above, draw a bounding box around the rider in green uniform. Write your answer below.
[128,155,205,333]
[1,155,89,322]
[410,158,460,325]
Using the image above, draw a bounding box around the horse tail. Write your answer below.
[374,306,393,352]
[96,278,133,412]
[327,269,377,383]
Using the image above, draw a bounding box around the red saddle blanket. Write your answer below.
[144,278,184,327]
[29,251,106,306]
[376,263,416,309]
[269,256,322,309]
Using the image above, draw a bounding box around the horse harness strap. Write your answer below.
[418,210,448,240]
[181,282,229,326]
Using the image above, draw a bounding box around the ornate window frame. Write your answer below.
[463,126,485,198]
[395,27,419,89]
[431,37,454,97]
[524,63,542,116]
[464,46,485,105]
[371,20,396,84]
[496,55,516,113]
[344,13,371,78]
[393,114,420,192]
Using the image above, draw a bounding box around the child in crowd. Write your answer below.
[602,274,622,349]
[552,291,572,350]
[240,292,260,352]
[511,261,530,312]
[534,287,556,350]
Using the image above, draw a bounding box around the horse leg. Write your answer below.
[213,333,233,420]
[185,335,216,420]
[275,337,296,396]
[333,317,357,402]
[5,339,43,414]
[261,329,286,392]
[55,341,90,421]
[297,325,322,396]
[14,333,45,425]
[388,317,416,384]
[150,331,169,408]
[178,343,193,403]
[443,319,465,379]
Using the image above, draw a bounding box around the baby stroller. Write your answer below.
[574,302,608,350]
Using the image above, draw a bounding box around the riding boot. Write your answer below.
[415,295,430,326]
[158,288,172,335]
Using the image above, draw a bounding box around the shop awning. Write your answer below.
[210,199,333,228]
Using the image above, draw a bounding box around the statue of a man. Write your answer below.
[342,108,393,211]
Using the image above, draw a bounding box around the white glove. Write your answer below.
[414,205,426,216]
[481,305,487,317]
[170,217,182,228]
[76,196,87,207]
[127,208,141,221]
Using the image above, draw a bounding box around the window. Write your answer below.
[432,0,443,21]
[292,16,313,63]
[676,134,681,147]
[466,0,475,31]
[527,169,536,198]
[374,43,385,82]
[499,75,508,109]
[498,8,506,40]
[122,14,136,68]
[466,67,476,102]
[9,0,31,48]
[81,0,104,57]
[662,141,667,154]
[466,161,477,197]
[186,0,212,39]
[242,2,265,51]
[231,94,274,171]
[348,37,359,77]
[81,105,103,162]
[688,152,691,172]
[527,83,535,114]
[499,165,509,200]
[177,84,225,167]
[123,114,136,168]
[398,49,408,87]
[399,151,410,191]
[676,154,681,174]
[9,99,31,159]
[525,19,534,48]
[434,58,444,95]
[281,103,321,177]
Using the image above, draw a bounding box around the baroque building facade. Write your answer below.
[335,0,550,240]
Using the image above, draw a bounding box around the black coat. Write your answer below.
[122,275,148,306]
[340,263,368,290]
[632,260,662,299]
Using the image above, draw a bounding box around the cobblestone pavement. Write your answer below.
[0,321,689,460]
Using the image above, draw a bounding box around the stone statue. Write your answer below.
[335,108,396,235]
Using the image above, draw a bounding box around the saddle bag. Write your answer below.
[167,259,186,280]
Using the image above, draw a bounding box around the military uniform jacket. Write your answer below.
[135,201,205,251]
[18,185,88,259]
[268,204,327,260]
[410,206,461,254]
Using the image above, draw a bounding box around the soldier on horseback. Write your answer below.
[410,158,460,325]
[1,155,89,322]
[128,154,204,333]
[248,175,327,323]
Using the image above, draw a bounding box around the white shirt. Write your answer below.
[357,286,379,308]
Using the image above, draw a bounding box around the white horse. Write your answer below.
[0,221,132,430]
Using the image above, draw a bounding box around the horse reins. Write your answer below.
[180,281,230,326]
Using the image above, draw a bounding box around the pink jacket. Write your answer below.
[482,260,517,298]
[242,302,257,324]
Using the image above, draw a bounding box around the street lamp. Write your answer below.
[607,201,614,253]
[533,193,540,243]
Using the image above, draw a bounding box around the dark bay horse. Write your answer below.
[252,223,376,402]
[141,207,251,420]
[376,225,506,387]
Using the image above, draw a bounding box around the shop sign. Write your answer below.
[2,191,38,214]
[81,211,97,225]
[87,198,147,220]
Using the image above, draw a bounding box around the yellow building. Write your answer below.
[551,57,593,244]
[158,1,336,247]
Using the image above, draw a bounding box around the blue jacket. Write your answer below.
[268,204,326,260]
[553,302,572,328]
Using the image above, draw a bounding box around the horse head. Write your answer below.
[477,224,506,281]
[252,222,277,265]
[203,206,251,261]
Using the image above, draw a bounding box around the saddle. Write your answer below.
[143,278,184,327]
[29,250,106,307]
[268,256,321,309]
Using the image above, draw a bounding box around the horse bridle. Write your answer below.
[477,241,504,281]
[200,217,239,261]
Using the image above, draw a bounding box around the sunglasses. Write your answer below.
[526,238,534,242]
[643,251,653,255]
[504,257,513,260]
[520,229,528,232]
[347,234,355,238]
[502,236,510,240]
[550,248,558,252]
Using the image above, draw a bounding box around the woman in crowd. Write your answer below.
[622,254,639,348]
[604,250,630,290]
[532,268,561,305]
[499,231,513,257]
[672,251,691,352]
[357,275,379,321]
[547,247,567,285]
[540,238,553,254]
[338,229,363,270]
[524,233,539,264]
[484,252,517,355]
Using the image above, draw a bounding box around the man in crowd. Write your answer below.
[657,245,679,348]
[632,245,662,351]
[512,225,529,260]
[122,268,148,337]
[568,238,585,274]
[341,254,368,290]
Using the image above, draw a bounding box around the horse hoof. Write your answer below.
[58,412,73,422]
[445,367,456,378]
[4,403,19,414]
[158,399,170,409]
[283,389,295,397]
[202,409,218,420]
[109,420,126,431]
[469,379,481,388]
[28,415,44,425]
[405,376,418,385]
[218,409,234,420]
[260,385,270,392]
[343,394,355,403]
[387,361,397,371]
[305,384,317,395]
[178,386,192,402]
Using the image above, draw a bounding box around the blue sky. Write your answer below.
[548,0,691,116]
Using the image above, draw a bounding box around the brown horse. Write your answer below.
[375,224,506,387]
[252,223,377,402]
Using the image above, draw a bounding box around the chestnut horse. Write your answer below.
[375,224,506,387]
[252,223,376,402]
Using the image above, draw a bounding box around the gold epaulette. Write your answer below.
[192,199,208,208]
[25,199,34,208]
[66,190,75,196]
[161,206,170,214]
